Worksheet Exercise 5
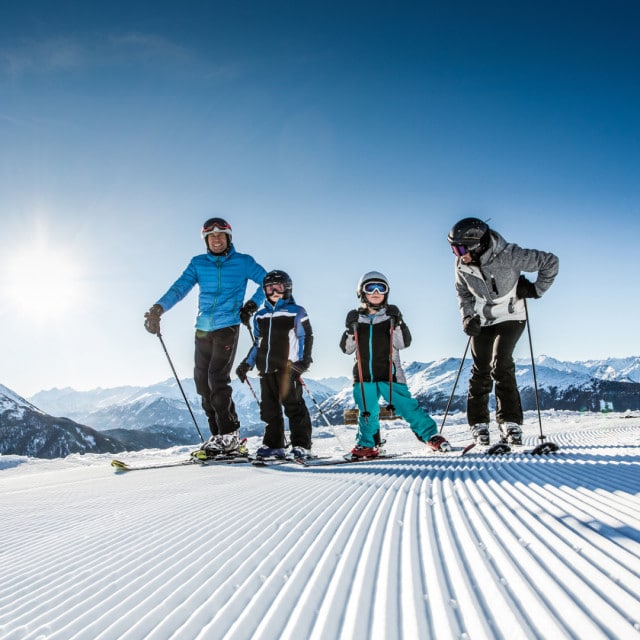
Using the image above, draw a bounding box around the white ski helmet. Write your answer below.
[357,271,390,305]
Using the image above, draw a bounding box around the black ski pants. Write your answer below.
[259,372,312,449]
[467,320,526,426]
[194,325,240,437]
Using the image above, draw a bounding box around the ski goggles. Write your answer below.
[202,217,232,237]
[362,281,389,295]
[264,282,286,294]
[451,243,479,257]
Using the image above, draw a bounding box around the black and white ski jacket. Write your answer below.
[454,230,559,326]
[245,296,313,374]
[340,306,412,384]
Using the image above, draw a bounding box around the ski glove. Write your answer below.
[144,304,163,335]
[386,304,403,325]
[236,360,252,383]
[463,315,482,337]
[290,359,310,381]
[240,300,258,326]
[345,309,360,331]
[516,275,540,299]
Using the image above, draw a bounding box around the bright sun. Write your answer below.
[3,244,83,318]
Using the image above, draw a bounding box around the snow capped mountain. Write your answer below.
[0,383,45,419]
[0,384,123,458]
[4,356,640,459]
[29,377,338,434]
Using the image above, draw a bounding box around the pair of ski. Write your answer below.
[111,454,250,472]
[254,441,559,468]
[253,452,406,467]
[459,441,560,456]
[111,441,559,472]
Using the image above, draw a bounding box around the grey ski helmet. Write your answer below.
[448,217,491,259]
[357,271,389,307]
[201,217,232,248]
[263,270,293,299]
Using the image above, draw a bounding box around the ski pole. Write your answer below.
[352,323,370,424]
[243,376,260,407]
[243,318,255,344]
[299,377,348,451]
[387,319,395,415]
[524,299,546,443]
[439,336,471,433]
[156,332,205,443]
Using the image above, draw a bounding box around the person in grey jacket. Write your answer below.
[447,218,559,446]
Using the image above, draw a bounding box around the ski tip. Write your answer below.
[461,443,477,456]
[530,442,560,455]
[110,459,129,471]
[485,443,511,455]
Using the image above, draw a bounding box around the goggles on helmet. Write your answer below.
[362,281,389,295]
[265,282,287,294]
[451,243,480,257]
[202,218,232,238]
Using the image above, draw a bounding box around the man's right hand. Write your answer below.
[144,304,163,335]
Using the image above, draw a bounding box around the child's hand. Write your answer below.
[240,300,258,325]
[236,360,252,382]
[345,309,359,330]
[386,304,403,325]
[290,360,308,381]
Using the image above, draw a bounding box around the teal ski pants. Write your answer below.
[353,381,437,448]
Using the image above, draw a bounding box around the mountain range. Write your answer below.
[2,355,640,458]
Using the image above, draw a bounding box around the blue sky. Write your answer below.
[1,1,638,396]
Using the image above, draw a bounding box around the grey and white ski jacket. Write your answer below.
[454,230,559,326]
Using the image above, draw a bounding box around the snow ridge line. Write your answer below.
[1,423,640,639]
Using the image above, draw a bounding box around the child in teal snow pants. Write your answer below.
[340,270,451,458]
[353,381,438,448]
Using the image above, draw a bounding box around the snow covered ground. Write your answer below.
[1,411,639,640]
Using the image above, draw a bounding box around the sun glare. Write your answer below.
[2,245,83,318]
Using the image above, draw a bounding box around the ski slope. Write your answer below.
[1,411,639,639]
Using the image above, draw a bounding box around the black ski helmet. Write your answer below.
[263,270,293,299]
[448,217,491,258]
[201,217,232,248]
[357,270,389,307]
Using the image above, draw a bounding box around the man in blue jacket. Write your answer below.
[144,217,267,456]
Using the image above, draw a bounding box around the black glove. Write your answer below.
[289,359,309,381]
[463,315,482,337]
[386,304,403,325]
[240,300,258,325]
[144,304,163,335]
[236,360,252,383]
[345,309,360,331]
[516,275,540,299]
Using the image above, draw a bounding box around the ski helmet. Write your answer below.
[357,271,390,307]
[201,217,232,245]
[263,270,293,299]
[447,217,491,259]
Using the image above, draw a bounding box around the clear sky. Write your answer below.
[1,1,639,397]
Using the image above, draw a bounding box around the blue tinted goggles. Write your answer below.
[363,281,389,295]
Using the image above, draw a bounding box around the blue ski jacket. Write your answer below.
[155,245,267,332]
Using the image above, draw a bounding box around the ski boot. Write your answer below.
[194,432,246,460]
[255,445,288,460]
[289,446,312,460]
[427,434,452,452]
[471,424,490,445]
[349,445,379,460]
[499,423,523,446]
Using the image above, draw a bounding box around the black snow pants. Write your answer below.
[467,320,526,426]
[194,325,240,437]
